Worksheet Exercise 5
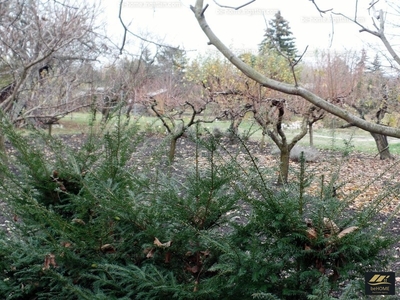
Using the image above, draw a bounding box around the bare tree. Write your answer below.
[186,54,254,140]
[150,99,214,162]
[190,0,400,138]
[146,49,216,162]
[350,50,400,159]
[0,0,106,129]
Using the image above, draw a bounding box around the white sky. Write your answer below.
[99,0,392,61]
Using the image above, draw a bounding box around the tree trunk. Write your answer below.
[0,131,5,157]
[278,146,290,185]
[0,129,6,179]
[308,123,314,147]
[260,131,266,149]
[228,118,242,142]
[370,132,392,160]
[169,137,178,163]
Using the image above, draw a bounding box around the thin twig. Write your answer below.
[53,0,78,10]
[355,0,359,22]
[118,0,183,54]
[309,0,332,16]
[213,0,255,10]
[368,0,380,10]
[329,14,334,47]
[118,0,127,55]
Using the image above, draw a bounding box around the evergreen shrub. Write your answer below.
[0,115,397,299]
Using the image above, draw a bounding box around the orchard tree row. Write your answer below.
[1,1,400,182]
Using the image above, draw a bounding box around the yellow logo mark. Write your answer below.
[368,274,391,286]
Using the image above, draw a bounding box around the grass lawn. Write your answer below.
[54,112,400,156]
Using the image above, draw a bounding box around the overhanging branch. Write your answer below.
[190,0,400,138]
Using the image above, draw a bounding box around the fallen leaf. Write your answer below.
[61,241,72,248]
[323,218,340,234]
[72,218,85,225]
[100,244,116,253]
[186,265,199,274]
[146,248,156,258]
[154,237,172,248]
[43,253,57,270]
[337,226,359,239]
[306,228,317,239]
[200,250,210,257]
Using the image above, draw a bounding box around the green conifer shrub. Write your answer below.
[0,115,398,299]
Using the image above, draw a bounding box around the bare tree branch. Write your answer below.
[213,0,255,10]
[191,0,400,138]
[309,0,332,16]
[118,0,183,54]
[332,7,400,66]
[368,0,381,10]
[53,0,78,10]
[15,103,92,124]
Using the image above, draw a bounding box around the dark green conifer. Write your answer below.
[259,11,297,58]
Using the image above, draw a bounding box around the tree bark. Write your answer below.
[0,130,5,157]
[0,128,6,178]
[278,147,290,185]
[308,123,314,147]
[169,136,178,162]
[228,118,242,142]
[260,131,266,149]
[370,132,392,160]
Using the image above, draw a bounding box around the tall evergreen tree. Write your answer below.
[259,11,297,58]
[368,54,382,73]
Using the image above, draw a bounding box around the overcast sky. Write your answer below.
[100,0,390,60]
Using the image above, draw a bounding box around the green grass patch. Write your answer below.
[50,112,400,155]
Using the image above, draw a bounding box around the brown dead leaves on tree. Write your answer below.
[143,237,211,292]
[42,254,57,270]
[305,217,359,281]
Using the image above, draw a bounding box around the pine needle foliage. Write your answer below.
[0,115,398,299]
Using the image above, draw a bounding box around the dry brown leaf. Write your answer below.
[200,250,210,257]
[100,244,116,253]
[154,237,172,248]
[72,218,85,225]
[146,248,156,258]
[306,228,318,240]
[165,252,172,263]
[337,226,359,239]
[61,241,72,248]
[186,265,199,274]
[43,253,57,270]
[323,218,340,234]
